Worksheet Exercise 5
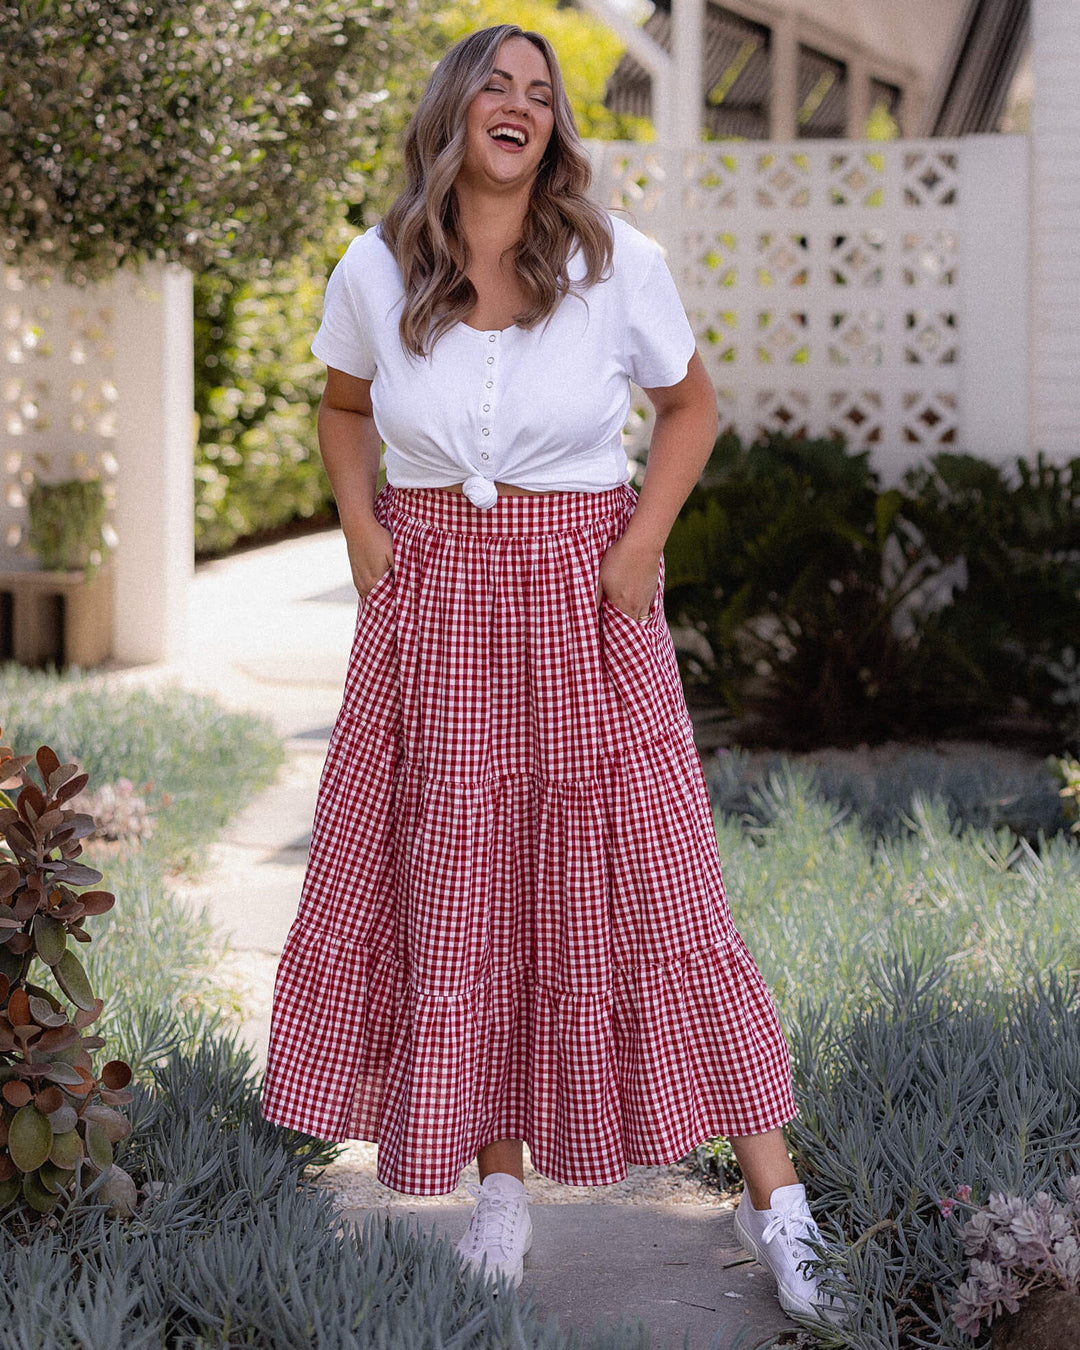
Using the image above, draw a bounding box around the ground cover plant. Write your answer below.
[0,675,670,1349]
[0,666,283,870]
[685,757,1080,1348]
[785,962,1080,1350]
[708,761,1079,1016]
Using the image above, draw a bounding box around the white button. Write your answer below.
[481,452,489,460]
[486,381,493,388]
[488,334,497,342]
[483,404,490,412]
[482,428,490,436]
[487,357,494,365]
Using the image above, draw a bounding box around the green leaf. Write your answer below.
[22,1167,60,1213]
[42,1063,83,1087]
[0,946,21,984]
[874,488,903,549]
[48,1128,83,1170]
[0,1174,20,1208]
[8,1103,54,1173]
[47,1105,78,1135]
[84,1119,113,1172]
[53,948,96,1011]
[38,1160,74,1195]
[81,1103,132,1144]
[24,982,62,1012]
[32,912,66,967]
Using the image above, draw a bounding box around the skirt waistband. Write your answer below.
[380,483,637,537]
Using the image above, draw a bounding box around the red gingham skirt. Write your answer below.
[260,482,795,1193]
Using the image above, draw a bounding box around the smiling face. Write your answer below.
[458,36,555,192]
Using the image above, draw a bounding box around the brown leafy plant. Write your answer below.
[0,728,134,1216]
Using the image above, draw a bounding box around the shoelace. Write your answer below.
[464,1184,522,1256]
[761,1204,821,1272]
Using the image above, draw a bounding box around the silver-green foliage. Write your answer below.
[0,1034,660,1349]
[0,668,284,868]
[783,960,1080,1349]
[714,765,1080,1016]
[707,745,1067,843]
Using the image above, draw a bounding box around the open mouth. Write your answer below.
[488,125,528,147]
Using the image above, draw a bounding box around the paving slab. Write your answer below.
[341,1202,799,1350]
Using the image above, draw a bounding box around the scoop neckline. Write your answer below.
[458,322,518,336]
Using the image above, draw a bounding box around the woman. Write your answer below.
[261,24,842,1326]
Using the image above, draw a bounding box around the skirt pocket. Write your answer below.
[361,564,396,614]
[599,558,687,746]
[339,568,400,731]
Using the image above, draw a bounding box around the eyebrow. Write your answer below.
[490,67,553,91]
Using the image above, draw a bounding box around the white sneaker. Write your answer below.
[734,1183,846,1324]
[455,1173,533,1288]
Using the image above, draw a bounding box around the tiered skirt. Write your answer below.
[260,482,795,1194]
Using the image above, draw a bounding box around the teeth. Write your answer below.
[489,126,526,145]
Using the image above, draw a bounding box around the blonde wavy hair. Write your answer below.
[379,24,614,359]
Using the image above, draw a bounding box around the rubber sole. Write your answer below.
[733,1202,828,1322]
[458,1221,533,1289]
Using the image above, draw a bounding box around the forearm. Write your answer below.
[621,395,718,556]
[317,401,384,534]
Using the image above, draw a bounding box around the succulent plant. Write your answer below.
[67,779,155,848]
[0,728,133,1215]
[950,1178,1080,1338]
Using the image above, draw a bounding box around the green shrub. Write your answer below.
[193,244,341,555]
[665,436,1080,748]
[902,454,1080,742]
[781,960,1080,1349]
[0,0,439,284]
[664,432,929,747]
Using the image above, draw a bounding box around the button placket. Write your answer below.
[478,332,499,465]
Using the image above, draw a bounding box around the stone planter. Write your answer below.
[990,1288,1080,1350]
[0,564,113,668]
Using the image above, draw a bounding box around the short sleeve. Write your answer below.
[310,248,377,380]
[623,247,696,388]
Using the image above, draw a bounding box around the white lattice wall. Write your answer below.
[586,136,1030,480]
[0,264,194,663]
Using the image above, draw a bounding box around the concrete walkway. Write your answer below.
[112,527,805,1350]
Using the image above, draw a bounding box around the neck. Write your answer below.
[453,178,533,261]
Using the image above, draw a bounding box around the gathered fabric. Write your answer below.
[260,482,795,1194]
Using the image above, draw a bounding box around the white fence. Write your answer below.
[587,135,1030,481]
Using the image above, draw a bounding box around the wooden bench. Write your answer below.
[0,566,113,668]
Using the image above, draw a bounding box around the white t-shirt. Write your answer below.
[310,214,696,508]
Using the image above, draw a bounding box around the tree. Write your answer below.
[0,0,440,283]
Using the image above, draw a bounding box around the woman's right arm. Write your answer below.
[318,367,394,596]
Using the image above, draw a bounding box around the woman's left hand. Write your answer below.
[597,533,662,621]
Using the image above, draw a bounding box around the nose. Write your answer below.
[501,85,530,116]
